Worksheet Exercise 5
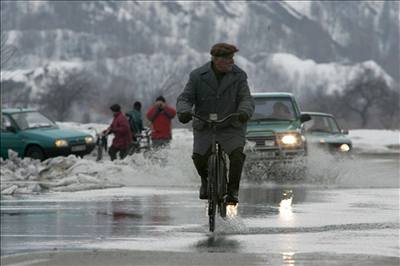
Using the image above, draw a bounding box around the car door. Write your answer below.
[1,114,25,159]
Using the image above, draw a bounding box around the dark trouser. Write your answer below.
[108,146,129,161]
[192,147,246,196]
[152,139,170,150]
[129,141,140,155]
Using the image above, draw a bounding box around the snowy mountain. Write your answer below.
[1,1,398,127]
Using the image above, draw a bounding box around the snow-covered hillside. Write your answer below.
[1,1,398,127]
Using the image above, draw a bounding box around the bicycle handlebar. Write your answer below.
[88,127,108,138]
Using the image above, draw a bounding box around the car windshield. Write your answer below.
[251,97,296,121]
[305,115,340,133]
[11,111,57,130]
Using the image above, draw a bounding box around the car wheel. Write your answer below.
[25,146,45,161]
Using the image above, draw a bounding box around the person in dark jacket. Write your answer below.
[126,101,144,138]
[146,96,176,149]
[176,42,255,204]
[103,104,132,161]
[126,101,144,153]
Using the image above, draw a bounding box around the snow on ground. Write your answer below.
[350,129,400,153]
[1,121,399,196]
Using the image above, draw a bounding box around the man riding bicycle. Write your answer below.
[176,43,254,204]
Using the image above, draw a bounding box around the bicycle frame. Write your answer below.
[129,127,152,155]
[190,112,239,232]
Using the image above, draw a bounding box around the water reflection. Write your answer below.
[239,187,306,218]
[194,235,240,253]
[113,201,142,236]
[282,252,296,266]
[147,195,171,224]
[279,190,294,223]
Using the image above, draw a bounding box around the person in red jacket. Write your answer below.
[103,104,132,161]
[146,96,176,149]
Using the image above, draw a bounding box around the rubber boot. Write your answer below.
[227,148,246,204]
[199,175,208,199]
[192,153,209,200]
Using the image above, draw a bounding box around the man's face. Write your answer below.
[212,54,234,73]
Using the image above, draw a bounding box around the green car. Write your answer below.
[244,92,311,181]
[302,112,352,154]
[1,108,95,160]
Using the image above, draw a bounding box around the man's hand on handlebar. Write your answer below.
[178,112,192,124]
[102,129,111,136]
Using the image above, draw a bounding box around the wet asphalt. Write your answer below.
[1,154,399,265]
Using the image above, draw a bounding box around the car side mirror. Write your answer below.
[300,114,311,123]
[6,126,17,133]
[341,129,349,135]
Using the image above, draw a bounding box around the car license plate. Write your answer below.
[264,140,275,146]
[264,151,275,158]
[71,145,86,152]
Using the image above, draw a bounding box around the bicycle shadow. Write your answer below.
[193,235,240,253]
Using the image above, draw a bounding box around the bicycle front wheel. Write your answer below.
[217,152,227,218]
[208,154,217,232]
[96,144,103,161]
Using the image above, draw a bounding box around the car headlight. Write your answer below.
[279,133,302,146]
[55,139,68,147]
[339,144,350,152]
[281,135,297,145]
[85,136,94,144]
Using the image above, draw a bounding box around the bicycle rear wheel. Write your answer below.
[208,154,217,232]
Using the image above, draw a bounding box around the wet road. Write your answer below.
[1,154,399,265]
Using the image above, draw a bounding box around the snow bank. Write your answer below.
[1,126,197,196]
[1,151,122,196]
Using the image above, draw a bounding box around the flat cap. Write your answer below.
[210,43,239,57]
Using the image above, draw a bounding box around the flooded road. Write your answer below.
[1,154,399,265]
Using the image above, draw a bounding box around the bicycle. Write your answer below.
[128,127,152,155]
[89,128,108,161]
[190,112,240,232]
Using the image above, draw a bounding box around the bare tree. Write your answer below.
[1,23,19,109]
[342,67,390,128]
[378,85,400,129]
[37,69,94,121]
[101,74,135,111]
[149,65,185,105]
[1,5,18,70]
[1,80,31,108]
[1,32,17,69]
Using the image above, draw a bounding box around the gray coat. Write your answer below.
[176,62,255,155]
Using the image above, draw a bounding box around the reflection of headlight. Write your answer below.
[279,133,302,146]
[55,139,68,147]
[85,136,94,144]
[339,144,350,152]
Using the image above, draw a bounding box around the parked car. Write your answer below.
[1,108,95,160]
[302,112,352,154]
[244,92,311,181]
